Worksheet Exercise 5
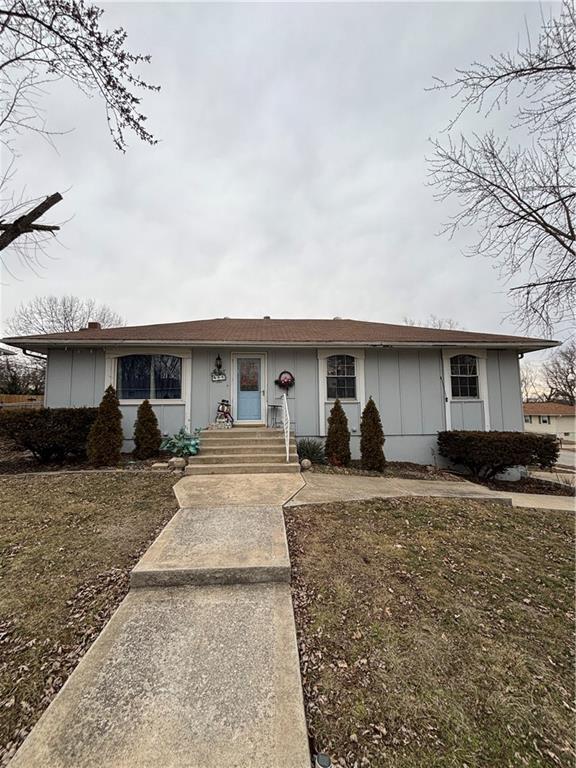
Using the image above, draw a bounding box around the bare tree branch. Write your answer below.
[520,360,549,402]
[0,191,61,250]
[6,295,125,336]
[429,0,576,333]
[0,353,45,394]
[542,339,576,404]
[0,0,159,268]
[403,314,464,330]
[429,2,576,135]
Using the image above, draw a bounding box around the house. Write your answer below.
[3,317,556,464]
[523,401,576,443]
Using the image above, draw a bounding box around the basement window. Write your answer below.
[117,355,182,399]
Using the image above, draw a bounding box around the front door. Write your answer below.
[236,356,264,422]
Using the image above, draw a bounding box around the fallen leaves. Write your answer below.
[0,472,179,765]
[285,497,575,768]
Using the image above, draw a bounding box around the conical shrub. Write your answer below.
[87,385,123,466]
[360,396,386,471]
[325,398,351,467]
[133,399,162,459]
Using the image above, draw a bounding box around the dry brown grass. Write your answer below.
[286,498,575,768]
[310,461,459,481]
[0,471,179,765]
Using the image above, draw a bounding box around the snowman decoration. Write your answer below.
[215,399,234,428]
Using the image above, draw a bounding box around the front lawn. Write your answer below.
[286,498,575,768]
[0,472,179,766]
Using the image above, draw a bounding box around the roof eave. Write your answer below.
[3,338,560,353]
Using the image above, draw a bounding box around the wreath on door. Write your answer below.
[275,370,295,390]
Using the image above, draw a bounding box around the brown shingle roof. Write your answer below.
[523,402,575,416]
[2,317,557,350]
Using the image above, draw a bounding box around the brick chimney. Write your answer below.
[87,321,101,330]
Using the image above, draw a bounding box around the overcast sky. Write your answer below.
[0,1,562,342]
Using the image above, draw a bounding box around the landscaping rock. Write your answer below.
[151,462,170,471]
[168,457,186,469]
[300,459,312,470]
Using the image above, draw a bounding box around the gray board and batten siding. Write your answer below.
[43,345,524,463]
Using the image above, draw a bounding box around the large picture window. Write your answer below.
[117,355,182,400]
[450,354,479,399]
[326,354,356,399]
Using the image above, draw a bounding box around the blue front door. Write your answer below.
[237,357,262,421]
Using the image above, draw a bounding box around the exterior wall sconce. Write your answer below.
[211,354,226,382]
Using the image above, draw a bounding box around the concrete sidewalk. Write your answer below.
[11,475,310,768]
[11,585,309,768]
[131,505,291,587]
[285,472,575,512]
[531,470,575,487]
[174,472,304,508]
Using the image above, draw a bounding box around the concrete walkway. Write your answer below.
[285,472,575,512]
[174,472,304,508]
[557,446,576,471]
[531,470,575,487]
[11,470,572,766]
[11,474,310,768]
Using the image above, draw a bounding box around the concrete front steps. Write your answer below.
[186,427,300,475]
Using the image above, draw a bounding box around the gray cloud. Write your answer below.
[0,1,560,342]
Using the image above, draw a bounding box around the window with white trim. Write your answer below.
[116,355,182,399]
[539,415,550,424]
[450,354,479,399]
[326,354,356,399]
[524,415,532,424]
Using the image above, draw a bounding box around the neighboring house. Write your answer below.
[523,402,576,443]
[3,317,556,463]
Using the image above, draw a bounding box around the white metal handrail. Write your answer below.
[281,392,290,462]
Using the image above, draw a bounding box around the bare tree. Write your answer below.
[0,0,159,268]
[6,295,125,336]
[520,360,548,402]
[542,339,575,404]
[429,0,575,333]
[403,314,463,330]
[0,354,44,394]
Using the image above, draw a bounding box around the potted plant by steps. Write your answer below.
[161,427,201,458]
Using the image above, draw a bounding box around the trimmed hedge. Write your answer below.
[0,407,97,463]
[437,430,559,479]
